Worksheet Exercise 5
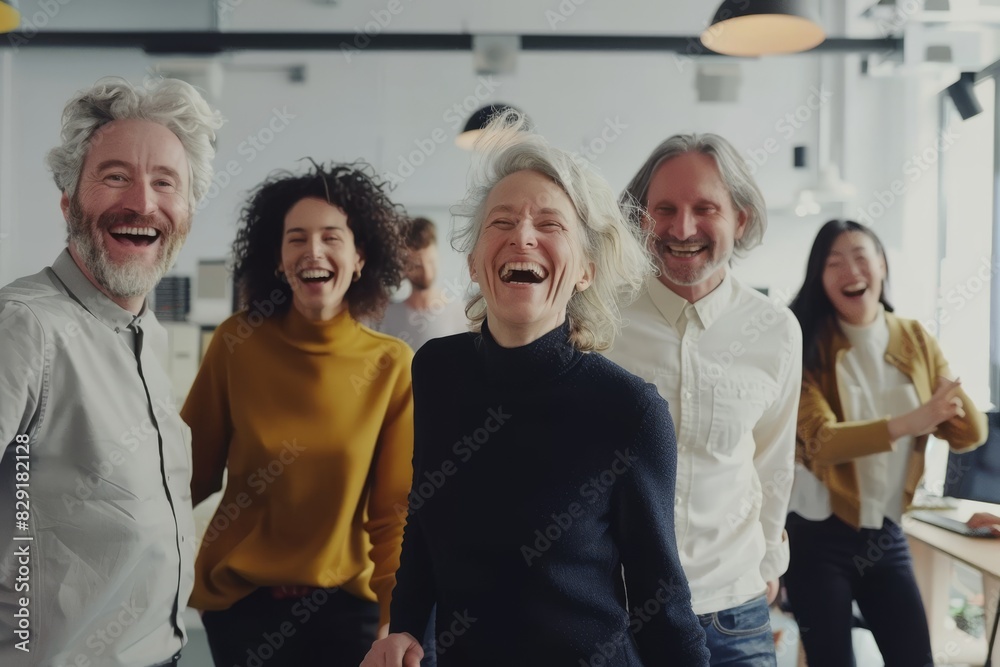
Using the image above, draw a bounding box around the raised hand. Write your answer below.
[888,377,965,440]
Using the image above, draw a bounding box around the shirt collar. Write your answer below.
[645,270,734,331]
[51,249,147,333]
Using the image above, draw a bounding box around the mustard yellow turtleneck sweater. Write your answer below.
[181,305,414,625]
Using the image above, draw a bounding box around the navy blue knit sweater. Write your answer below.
[389,321,709,666]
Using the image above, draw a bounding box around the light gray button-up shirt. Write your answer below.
[0,250,194,667]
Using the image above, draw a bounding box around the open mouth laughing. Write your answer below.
[298,268,334,284]
[109,225,161,247]
[841,282,868,298]
[499,261,548,285]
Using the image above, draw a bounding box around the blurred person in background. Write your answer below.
[378,216,467,352]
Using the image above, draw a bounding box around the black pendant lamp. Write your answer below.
[455,103,529,150]
[700,0,825,57]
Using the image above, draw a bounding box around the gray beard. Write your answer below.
[67,198,189,299]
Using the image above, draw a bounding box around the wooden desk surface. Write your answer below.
[902,499,1000,579]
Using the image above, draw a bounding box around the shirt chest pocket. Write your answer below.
[707,380,775,457]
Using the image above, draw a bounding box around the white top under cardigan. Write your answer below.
[790,307,919,528]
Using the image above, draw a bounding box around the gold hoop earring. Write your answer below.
[274,268,288,284]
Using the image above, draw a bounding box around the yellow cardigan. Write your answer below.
[797,313,987,529]
[182,306,414,625]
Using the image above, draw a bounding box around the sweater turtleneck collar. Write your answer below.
[279,304,357,352]
[479,318,582,386]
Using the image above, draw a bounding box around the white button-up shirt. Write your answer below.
[606,273,801,615]
[0,250,194,667]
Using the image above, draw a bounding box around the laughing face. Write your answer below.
[63,119,192,308]
[279,197,364,321]
[645,152,747,302]
[822,230,887,326]
[469,169,593,346]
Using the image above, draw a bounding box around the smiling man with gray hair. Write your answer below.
[0,77,223,667]
[606,133,802,666]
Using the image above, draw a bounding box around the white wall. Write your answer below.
[0,4,953,325]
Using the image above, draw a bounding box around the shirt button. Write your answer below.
[114,327,120,333]
[684,391,692,399]
[675,496,681,506]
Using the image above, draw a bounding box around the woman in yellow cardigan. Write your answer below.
[182,163,414,666]
[784,219,986,667]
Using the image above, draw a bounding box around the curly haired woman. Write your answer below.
[181,162,414,666]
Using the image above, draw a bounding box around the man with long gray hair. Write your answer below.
[0,77,223,666]
[606,134,802,666]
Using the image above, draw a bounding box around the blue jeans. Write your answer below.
[699,595,777,666]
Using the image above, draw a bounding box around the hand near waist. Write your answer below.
[888,377,965,440]
[361,632,424,667]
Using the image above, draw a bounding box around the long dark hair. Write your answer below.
[232,161,408,321]
[789,219,894,372]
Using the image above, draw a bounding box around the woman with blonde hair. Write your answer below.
[362,114,709,666]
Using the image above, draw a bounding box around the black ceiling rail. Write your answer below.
[0,31,902,56]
